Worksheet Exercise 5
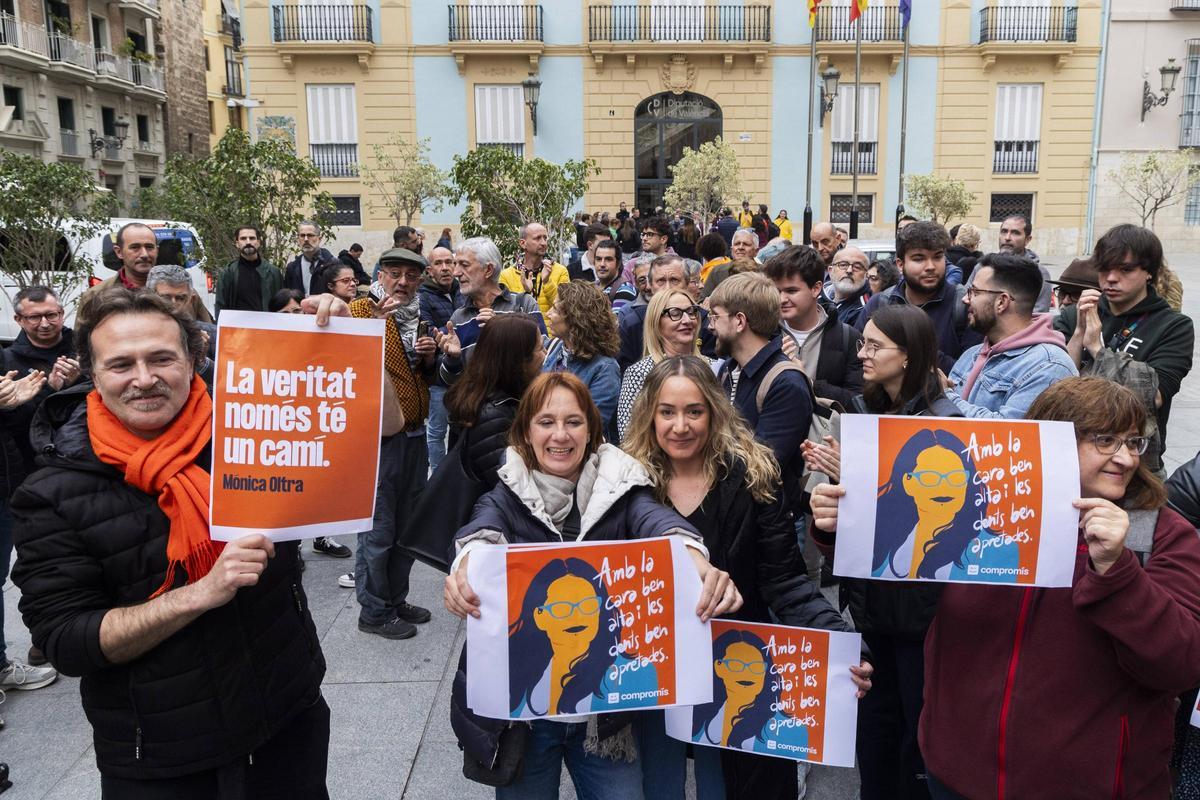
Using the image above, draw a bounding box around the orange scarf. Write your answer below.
[88,373,222,599]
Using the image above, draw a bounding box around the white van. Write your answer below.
[0,218,214,344]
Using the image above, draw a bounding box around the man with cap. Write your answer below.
[1046,257,1099,310]
[346,246,436,640]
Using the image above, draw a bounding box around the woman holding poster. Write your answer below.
[623,356,871,799]
[443,372,742,798]
[815,377,1200,800]
[806,305,960,800]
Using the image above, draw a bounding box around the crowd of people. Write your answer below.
[0,202,1197,800]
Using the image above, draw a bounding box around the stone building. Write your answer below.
[159,0,209,156]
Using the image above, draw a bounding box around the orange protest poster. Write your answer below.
[835,414,1080,586]
[209,310,385,542]
[664,620,861,767]
[465,537,711,720]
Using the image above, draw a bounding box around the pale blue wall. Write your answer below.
[413,57,469,224]
[909,0,940,47]
[882,55,937,220]
[771,55,822,225]
[410,0,446,45]
[533,56,585,172]
[543,1,581,45]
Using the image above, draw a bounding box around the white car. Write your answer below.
[848,239,897,265]
[0,218,213,344]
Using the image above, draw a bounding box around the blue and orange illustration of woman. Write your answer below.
[872,428,1020,581]
[691,629,809,755]
[508,557,659,717]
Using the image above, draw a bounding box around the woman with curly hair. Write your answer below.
[623,355,872,799]
[544,280,621,437]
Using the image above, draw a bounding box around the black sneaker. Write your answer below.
[358,617,417,640]
[396,602,432,625]
[312,537,352,558]
[26,645,46,667]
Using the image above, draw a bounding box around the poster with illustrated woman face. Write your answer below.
[465,536,711,720]
[663,620,861,767]
[834,415,1080,587]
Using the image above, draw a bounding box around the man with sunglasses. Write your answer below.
[824,245,871,326]
[943,254,1076,419]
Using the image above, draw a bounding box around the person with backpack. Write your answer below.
[804,304,964,800]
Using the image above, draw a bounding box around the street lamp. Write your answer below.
[522,73,541,136]
[87,117,130,158]
[1142,58,1182,122]
[819,64,841,125]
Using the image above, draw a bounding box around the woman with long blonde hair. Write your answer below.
[623,355,872,799]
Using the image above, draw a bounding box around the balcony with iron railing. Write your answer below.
[448,4,543,41]
[102,138,122,160]
[831,141,877,175]
[221,12,243,47]
[272,4,373,42]
[48,33,95,74]
[118,0,160,18]
[59,129,79,156]
[993,140,1039,173]
[0,12,50,64]
[225,60,244,96]
[815,4,902,43]
[132,60,165,93]
[1174,0,1200,8]
[979,5,1077,43]
[587,3,770,43]
[310,143,358,178]
[93,49,133,83]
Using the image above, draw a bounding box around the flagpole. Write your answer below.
[850,8,862,240]
[804,12,817,245]
[896,20,910,229]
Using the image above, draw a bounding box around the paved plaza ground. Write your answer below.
[3,256,1200,799]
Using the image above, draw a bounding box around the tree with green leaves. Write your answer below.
[449,147,598,262]
[1108,150,1200,230]
[903,173,976,225]
[357,135,450,226]
[139,128,335,269]
[0,152,107,301]
[662,136,741,226]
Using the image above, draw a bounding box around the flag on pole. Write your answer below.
[899,0,912,28]
[808,0,822,27]
[849,0,869,23]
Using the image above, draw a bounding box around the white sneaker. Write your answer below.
[0,659,57,691]
[338,572,355,589]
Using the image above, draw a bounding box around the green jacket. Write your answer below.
[215,258,283,317]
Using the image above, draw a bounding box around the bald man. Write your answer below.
[810,222,841,269]
[824,245,870,326]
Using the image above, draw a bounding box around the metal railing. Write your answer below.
[60,129,78,155]
[1173,0,1200,8]
[831,141,877,174]
[103,139,122,160]
[449,4,543,41]
[0,12,50,57]
[310,143,358,177]
[979,5,1077,43]
[221,11,243,47]
[137,139,157,152]
[993,140,1039,173]
[49,34,95,70]
[122,0,160,11]
[132,61,164,91]
[225,60,244,96]
[815,4,902,42]
[588,3,770,42]
[94,49,132,81]
[272,4,373,42]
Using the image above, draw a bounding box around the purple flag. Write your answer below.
[900,0,911,28]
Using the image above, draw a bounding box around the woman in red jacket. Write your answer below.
[813,376,1200,799]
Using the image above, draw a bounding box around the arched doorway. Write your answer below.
[634,92,722,214]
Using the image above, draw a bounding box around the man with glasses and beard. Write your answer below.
[824,245,871,326]
[215,226,283,316]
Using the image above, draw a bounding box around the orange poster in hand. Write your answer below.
[209,310,386,542]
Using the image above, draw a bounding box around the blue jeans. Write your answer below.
[0,500,11,665]
[635,712,724,800]
[426,385,449,472]
[355,433,426,625]
[497,719,645,800]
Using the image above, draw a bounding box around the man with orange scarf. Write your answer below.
[11,289,328,797]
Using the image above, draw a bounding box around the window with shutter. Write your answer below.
[993,84,1041,173]
[830,84,879,175]
[306,84,358,178]
[475,84,525,157]
[1181,40,1200,148]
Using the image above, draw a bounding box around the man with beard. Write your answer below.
[998,214,1052,313]
[79,223,160,322]
[594,239,637,311]
[856,221,981,373]
[824,245,871,326]
[568,222,611,282]
[498,222,569,315]
[284,221,339,297]
[943,254,1076,418]
[215,225,283,316]
[710,272,813,512]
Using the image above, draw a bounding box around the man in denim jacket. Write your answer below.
[943,254,1077,418]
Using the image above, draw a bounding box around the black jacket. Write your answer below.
[11,386,326,779]
[812,306,864,408]
[692,458,849,631]
[337,250,372,285]
[1168,452,1200,530]
[946,246,982,283]
[1054,288,1194,446]
[0,328,79,476]
[284,247,339,296]
[448,393,517,488]
[418,273,463,332]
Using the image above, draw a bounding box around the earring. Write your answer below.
[903,361,908,368]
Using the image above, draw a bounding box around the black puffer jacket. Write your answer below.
[447,392,517,488]
[0,328,79,473]
[11,385,325,779]
[1168,451,1200,529]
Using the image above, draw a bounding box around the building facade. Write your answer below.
[240,0,1100,258]
[159,0,209,156]
[203,0,246,148]
[1090,0,1200,251]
